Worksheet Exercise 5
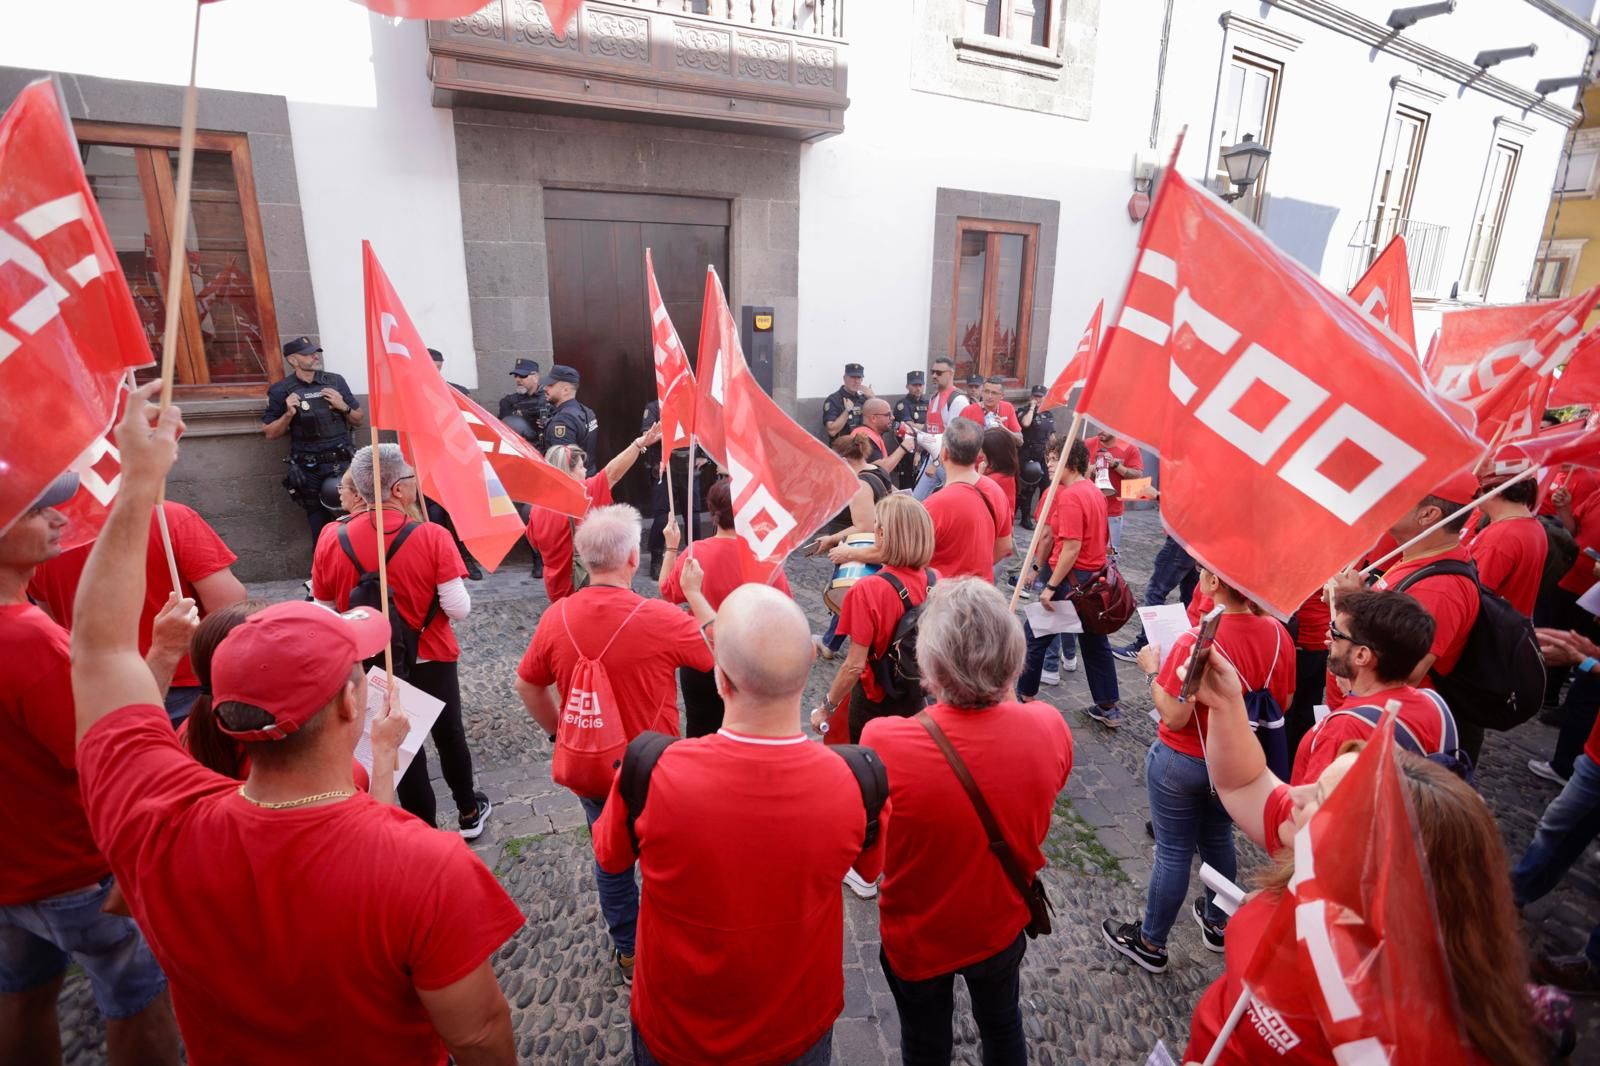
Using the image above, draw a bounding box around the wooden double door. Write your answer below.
[544,190,729,509]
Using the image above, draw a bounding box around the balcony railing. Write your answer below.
[1345,217,1451,298]
[428,0,850,140]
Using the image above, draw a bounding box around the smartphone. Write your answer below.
[1178,605,1226,704]
[1586,548,1600,563]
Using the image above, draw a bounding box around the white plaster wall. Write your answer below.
[0,0,478,392]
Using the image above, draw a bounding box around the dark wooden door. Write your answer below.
[544,190,729,509]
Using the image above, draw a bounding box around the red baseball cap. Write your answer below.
[1429,468,1482,508]
[211,601,390,741]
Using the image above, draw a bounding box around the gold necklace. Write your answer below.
[237,787,356,810]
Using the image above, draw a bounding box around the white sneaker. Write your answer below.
[812,635,836,662]
[843,868,879,900]
[1528,759,1569,785]
[1063,655,1080,673]
[1039,669,1061,686]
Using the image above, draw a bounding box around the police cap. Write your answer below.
[906,371,924,385]
[283,336,322,358]
[548,364,581,386]
[511,358,540,377]
[427,348,444,364]
[844,363,864,378]
[966,374,983,387]
[1031,384,1047,397]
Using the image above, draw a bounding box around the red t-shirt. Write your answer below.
[1539,466,1597,517]
[517,585,713,744]
[659,536,792,611]
[0,604,109,905]
[591,730,883,1065]
[1156,613,1295,760]
[1262,784,1296,857]
[1290,686,1450,784]
[1047,478,1109,572]
[985,472,1017,519]
[1188,587,1215,626]
[926,477,1011,580]
[959,400,1022,433]
[1373,546,1479,674]
[29,501,237,688]
[1291,588,1331,652]
[77,704,524,1066]
[838,566,931,702]
[1085,437,1143,517]
[312,510,466,663]
[863,701,1071,981]
[1558,493,1600,595]
[1469,515,1546,616]
[526,472,612,603]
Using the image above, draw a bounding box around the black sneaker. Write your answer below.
[615,948,635,985]
[1101,919,1167,973]
[459,792,493,840]
[1192,897,1226,952]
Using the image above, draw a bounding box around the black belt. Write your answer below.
[291,446,351,465]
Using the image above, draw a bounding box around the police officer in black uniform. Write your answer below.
[498,358,551,446]
[262,336,363,547]
[821,362,870,441]
[1017,384,1055,529]
[542,364,599,472]
[892,370,929,490]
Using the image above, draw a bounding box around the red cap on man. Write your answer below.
[211,601,390,741]
[1429,469,1481,509]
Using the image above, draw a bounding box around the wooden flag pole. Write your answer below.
[1360,465,1537,576]
[368,425,396,682]
[1008,409,1084,612]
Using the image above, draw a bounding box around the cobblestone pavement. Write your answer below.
[59,510,1599,1063]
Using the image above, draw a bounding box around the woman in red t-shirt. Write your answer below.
[814,495,936,745]
[660,478,793,737]
[1181,656,1540,1066]
[979,426,1019,530]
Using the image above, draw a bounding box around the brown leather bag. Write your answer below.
[1063,561,1135,635]
[917,712,1054,938]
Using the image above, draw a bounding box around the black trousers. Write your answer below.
[847,678,924,744]
[647,458,692,557]
[425,499,476,570]
[1285,648,1328,763]
[678,666,725,738]
[881,933,1028,1066]
[395,659,478,827]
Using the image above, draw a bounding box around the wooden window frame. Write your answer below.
[972,0,1054,50]
[74,120,282,399]
[1213,49,1283,225]
[1367,104,1429,267]
[948,217,1039,387]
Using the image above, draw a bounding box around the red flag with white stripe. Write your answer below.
[1550,331,1600,407]
[1348,235,1419,364]
[692,265,748,466]
[645,249,695,468]
[1039,300,1102,412]
[451,388,587,516]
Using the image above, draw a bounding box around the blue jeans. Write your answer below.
[633,1027,832,1065]
[913,462,945,501]
[1142,741,1235,947]
[579,796,638,955]
[1552,672,1600,778]
[1018,588,1119,706]
[1043,635,1064,673]
[881,933,1027,1066]
[821,613,845,652]
[1107,514,1124,552]
[1127,536,1199,652]
[0,877,167,1018]
[1512,753,1600,906]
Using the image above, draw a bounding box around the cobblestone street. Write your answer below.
[58,509,1600,1064]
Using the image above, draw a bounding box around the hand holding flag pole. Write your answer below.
[1008,410,1084,612]
[1359,466,1536,576]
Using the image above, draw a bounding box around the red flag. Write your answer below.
[1039,300,1102,411]
[452,389,587,517]
[363,241,525,571]
[1239,718,1473,1062]
[53,379,132,552]
[645,249,695,466]
[722,348,860,580]
[1550,331,1600,407]
[692,266,748,465]
[1080,169,1483,617]
[1348,235,1419,362]
[1426,287,1600,441]
[1496,415,1600,472]
[0,78,152,533]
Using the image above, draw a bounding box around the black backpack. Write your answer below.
[871,570,937,703]
[1538,515,1579,595]
[1393,559,1545,732]
[338,520,440,680]
[617,731,888,852]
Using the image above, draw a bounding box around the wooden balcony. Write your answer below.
[427,1,849,141]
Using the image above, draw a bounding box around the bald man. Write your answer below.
[591,586,886,1066]
[852,397,914,477]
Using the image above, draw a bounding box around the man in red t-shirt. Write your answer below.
[924,418,1012,579]
[312,444,491,838]
[1294,590,1459,784]
[67,386,523,1066]
[959,376,1023,444]
[516,504,715,982]
[1084,428,1143,552]
[29,500,246,727]
[592,585,883,1065]
[1469,471,1547,617]
[0,466,184,1065]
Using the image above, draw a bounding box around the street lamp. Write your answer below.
[1219,134,1272,203]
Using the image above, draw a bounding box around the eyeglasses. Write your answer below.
[1327,623,1364,647]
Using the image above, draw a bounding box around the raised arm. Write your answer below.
[602,421,662,487]
[1186,653,1281,849]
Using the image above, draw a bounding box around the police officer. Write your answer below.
[542,364,599,472]
[498,358,551,446]
[1017,384,1055,529]
[641,398,695,580]
[822,362,870,440]
[428,348,471,397]
[964,373,984,405]
[892,370,929,490]
[262,336,363,546]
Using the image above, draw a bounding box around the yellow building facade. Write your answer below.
[1536,85,1600,313]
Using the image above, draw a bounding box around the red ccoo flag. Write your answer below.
[1496,414,1600,472]
[451,388,587,517]
[692,265,749,466]
[1348,235,1419,363]
[0,78,152,534]
[201,0,578,28]
[1550,330,1600,407]
[1080,168,1482,618]
[1229,717,1474,1063]
[1039,300,1102,411]
[645,249,695,467]
[364,241,526,571]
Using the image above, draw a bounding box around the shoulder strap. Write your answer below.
[1322,705,1428,756]
[831,745,889,849]
[562,597,649,660]
[1417,688,1458,753]
[619,731,679,854]
[338,517,419,572]
[1393,558,1479,593]
[916,711,1036,907]
[962,480,998,526]
[876,570,912,612]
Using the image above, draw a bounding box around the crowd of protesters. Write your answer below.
[3,377,1598,1066]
